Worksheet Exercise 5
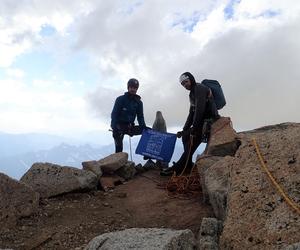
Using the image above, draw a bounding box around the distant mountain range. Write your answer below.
[0,132,205,180]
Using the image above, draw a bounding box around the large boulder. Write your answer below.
[198,217,222,250]
[20,163,98,198]
[115,161,137,180]
[196,155,223,202]
[0,173,39,227]
[84,228,195,250]
[206,117,240,156]
[83,152,128,175]
[82,160,103,178]
[205,156,233,220]
[220,123,300,249]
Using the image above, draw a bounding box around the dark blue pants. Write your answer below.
[113,125,144,153]
[172,128,203,174]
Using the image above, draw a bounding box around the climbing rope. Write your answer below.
[165,135,202,198]
[165,165,201,199]
[164,118,232,199]
[252,138,300,215]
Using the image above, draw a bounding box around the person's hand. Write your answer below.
[127,124,133,137]
[176,131,183,138]
[142,125,148,131]
[190,127,195,136]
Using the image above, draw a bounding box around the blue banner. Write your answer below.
[135,129,177,162]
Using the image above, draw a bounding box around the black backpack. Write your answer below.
[201,79,226,110]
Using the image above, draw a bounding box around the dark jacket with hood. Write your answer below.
[111,92,146,130]
[182,72,216,131]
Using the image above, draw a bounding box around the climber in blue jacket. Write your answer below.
[111,78,147,153]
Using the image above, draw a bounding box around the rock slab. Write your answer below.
[0,173,39,227]
[84,228,195,250]
[20,162,98,198]
[97,152,128,174]
[220,123,300,249]
[207,117,239,156]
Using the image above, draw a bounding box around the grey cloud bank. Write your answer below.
[78,1,300,131]
[1,0,300,134]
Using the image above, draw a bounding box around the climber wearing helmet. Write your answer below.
[111,78,147,153]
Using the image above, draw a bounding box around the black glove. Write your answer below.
[176,131,183,138]
[127,124,133,137]
[190,127,195,136]
[141,125,148,131]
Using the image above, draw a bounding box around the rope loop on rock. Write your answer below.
[252,138,300,215]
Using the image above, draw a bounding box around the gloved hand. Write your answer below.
[141,125,148,131]
[127,124,133,137]
[176,131,183,138]
[190,127,196,136]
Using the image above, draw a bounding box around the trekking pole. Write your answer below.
[128,135,133,162]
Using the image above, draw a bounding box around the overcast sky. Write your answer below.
[1,0,300,139]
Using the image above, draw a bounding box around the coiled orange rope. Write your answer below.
[165,135,202,198]
[164,118,232,198]
[165,167,201,198]
[252,138,300,215]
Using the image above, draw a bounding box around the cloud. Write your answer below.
[5,68,25,78]
[0,76,102,134]
[78,0,300,131]
[0,0,92,67]
[1,0,300,136]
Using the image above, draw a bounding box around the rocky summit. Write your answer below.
[0,118,299,249]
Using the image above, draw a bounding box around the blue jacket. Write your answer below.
[111,92,146,130]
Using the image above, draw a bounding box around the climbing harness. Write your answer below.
[252,138,300,215]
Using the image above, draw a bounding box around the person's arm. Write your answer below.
[192,85,208,129]
[183,106,194,130]
[111,97,122,129]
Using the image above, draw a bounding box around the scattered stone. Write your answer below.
[82,160,103,177]
[116,192,127,198]
[98,152,128,174]
[115,161,137,180]
[99,176,125,191]
[288,156,296,165]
